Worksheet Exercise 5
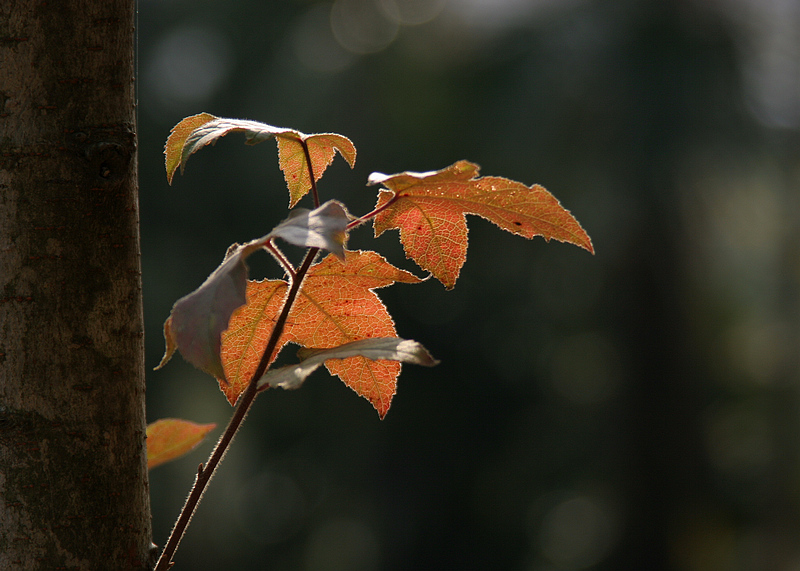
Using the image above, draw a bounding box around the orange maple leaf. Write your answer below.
[219,250,422,417]
[370,160,594,289]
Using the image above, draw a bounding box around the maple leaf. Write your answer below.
[146,418,216,470]
[219,250,423,417]
[156,202,351,381]
[369,160,594,289]
[164,113,356,205]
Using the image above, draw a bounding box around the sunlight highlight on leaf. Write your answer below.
[219,279,289,404]
[268,200,351,259]
[164,112,216,184]
[277,133,356,207]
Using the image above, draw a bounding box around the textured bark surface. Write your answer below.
[0,1,153,568]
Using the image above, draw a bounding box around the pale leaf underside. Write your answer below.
[258,337,438,391]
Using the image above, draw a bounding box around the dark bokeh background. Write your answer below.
[138,1,800,569]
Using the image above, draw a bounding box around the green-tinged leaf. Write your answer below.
[165,112,216,184]
[146,418,216,470]
[155,315,177,370]
[257,338,438,391]
[277,133,356,207]
[267,200,351,259]
[370,160,594,289]
[156,238,268,380]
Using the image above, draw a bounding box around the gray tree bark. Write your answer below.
[0,1,152,568]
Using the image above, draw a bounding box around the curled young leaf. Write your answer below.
[257,337,438,392]
[156,238,268,381]
[146,418,217,470]
[165,115,300,183]
[165,112,217,184]
[267,200,351,259]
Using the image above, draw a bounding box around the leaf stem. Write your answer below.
[154,247,318,571]
[347,193,401,230]
[155,147,323,571]
[265,238,296,280]
[301,139,320,208]
[154,379,257,570]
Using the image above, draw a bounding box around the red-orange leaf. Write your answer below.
[219,250,422,416]
[370,160,594,289]
[286,251,422,418]
[146,418,216,469]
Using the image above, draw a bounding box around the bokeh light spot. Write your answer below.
[304,518,380,571]
[144,25,233,109]
[331,0,400,54]
[536,493,618,569]
[292,4,356,73]
[379,0,448,25]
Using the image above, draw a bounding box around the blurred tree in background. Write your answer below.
[138,0,800,569]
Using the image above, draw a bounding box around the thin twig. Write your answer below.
[265,238,296,280]
[155,140,325,571]
[154,247,319,570]
[346,193,401,230]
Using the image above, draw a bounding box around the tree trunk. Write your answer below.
[0,1,152,569]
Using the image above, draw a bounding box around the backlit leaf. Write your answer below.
[277,133,356,207]
[164,112,216,184]
[218,279,289,405]
[164,114,356,205]
[219,250,423,416]
[146,418,216,470]
[370,160,594,289]
[258,338,438,391]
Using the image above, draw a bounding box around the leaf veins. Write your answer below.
[219,250,422,417]
[369,160,594,289]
